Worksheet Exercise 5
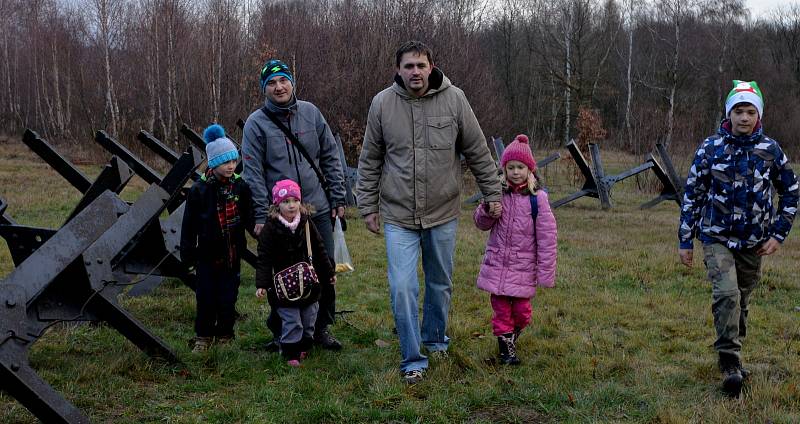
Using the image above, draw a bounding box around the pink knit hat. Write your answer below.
[272,179,301,205]
[500,134,536,171]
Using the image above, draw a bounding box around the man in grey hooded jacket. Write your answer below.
[242,59,346,350]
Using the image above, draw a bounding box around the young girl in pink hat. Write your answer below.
[255,179,335,367]
[473,134,558,365]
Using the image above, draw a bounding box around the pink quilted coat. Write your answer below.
[474,190,557,298]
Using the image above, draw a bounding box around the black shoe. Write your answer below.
[722,368,743,398]
[719,353,743,398]
[264,340,280,352]
[314,327,343,350]
[739,365,751,380]
[497,333,521,365]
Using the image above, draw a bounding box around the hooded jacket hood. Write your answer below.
[264,93,298,115]
[392,67,450,99]
[717,118,763,147]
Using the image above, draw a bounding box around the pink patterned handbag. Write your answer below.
[273,221,319,302]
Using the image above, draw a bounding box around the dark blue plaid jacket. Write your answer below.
[679,121,799,250]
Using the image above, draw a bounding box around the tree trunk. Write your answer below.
[51,38,65,133]
[2,24,8,116]
[665,15,679,149]
[166,19,176,143]
[564,5,573,144]
[42,67,56,136]
[550,75,558,142]
[624,0,634,151]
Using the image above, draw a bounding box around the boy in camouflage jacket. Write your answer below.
[678,80,799,398]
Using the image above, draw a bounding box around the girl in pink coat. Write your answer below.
[474,134,557,365]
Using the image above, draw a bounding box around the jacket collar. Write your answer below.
[200,170,240,183]
[392,67,450,99]
[264,94,298,116]
[717,118,763,147]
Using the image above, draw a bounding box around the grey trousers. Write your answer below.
[277,302,319,344]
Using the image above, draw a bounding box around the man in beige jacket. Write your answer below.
[356,40,502,384]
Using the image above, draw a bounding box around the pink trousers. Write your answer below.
[490,294,532,336]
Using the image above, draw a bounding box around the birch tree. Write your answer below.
[87,0,124,136]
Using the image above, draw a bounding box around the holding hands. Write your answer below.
[487,201,502,218]
[480,200,503,219]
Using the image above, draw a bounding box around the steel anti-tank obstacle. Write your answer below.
[0,144,203,423]
[640,143,684,209]
[552,140,655,209]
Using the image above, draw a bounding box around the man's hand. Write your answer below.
[330,275,337,285]
[365,213,381,234]
[255,288,266,298]
[488,201,502,218]
[254,223,264,236]
[679,248,693,268]
[331,206,345,219]
[757,237,780,256]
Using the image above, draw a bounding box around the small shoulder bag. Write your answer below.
[273,220,319,302]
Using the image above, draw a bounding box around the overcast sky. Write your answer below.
[747,0,797,17]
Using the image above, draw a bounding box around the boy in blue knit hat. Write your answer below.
[679,80,799,397]
[181,124,253,353]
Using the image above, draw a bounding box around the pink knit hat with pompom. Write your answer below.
[500,134,536,171]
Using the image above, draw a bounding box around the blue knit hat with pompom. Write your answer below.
[203,124,239,169]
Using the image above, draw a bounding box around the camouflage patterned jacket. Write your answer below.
[679,120,799,250]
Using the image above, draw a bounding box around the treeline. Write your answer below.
[1,0,799,163]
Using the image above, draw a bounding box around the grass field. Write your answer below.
[0,137,798,423]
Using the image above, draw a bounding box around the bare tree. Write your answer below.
[86,0,125,136]
[1,0,798,161]
[699,0,748,123]
[622,0,638,150]
[639,0,696,148]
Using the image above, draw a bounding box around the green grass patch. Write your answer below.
[1,139,798,422]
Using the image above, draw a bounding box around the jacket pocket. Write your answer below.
[426,116,456,150]
[513,251,535,272]
[483,246,501,267]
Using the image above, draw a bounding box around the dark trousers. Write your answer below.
[195,263,240,338]
[267,213,336,339]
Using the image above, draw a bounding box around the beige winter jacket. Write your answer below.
[356,68,502,229]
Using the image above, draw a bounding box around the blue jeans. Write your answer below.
[384,219,457,372]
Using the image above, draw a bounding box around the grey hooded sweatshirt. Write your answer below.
[241,98,346,224]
